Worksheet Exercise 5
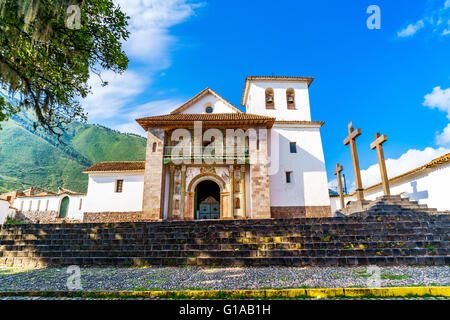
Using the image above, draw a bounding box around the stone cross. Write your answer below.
[334,163,345,209]
[343,122,364,200]
[370,132,390,196]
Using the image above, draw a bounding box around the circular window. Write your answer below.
[205,106,213,113]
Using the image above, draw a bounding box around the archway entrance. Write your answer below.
[59,196,69,218]
[195,180,220,220]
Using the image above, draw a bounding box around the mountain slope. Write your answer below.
[0,113,146,193]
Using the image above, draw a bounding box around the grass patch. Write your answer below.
[5,216,29,225]
[380,273,411,280]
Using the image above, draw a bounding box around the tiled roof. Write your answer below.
[330,153,450,198]
[274,120,325,127]
[170,88,243,114]
[83,161,146,173]
[241,76,314,106]
[136,113,275,130]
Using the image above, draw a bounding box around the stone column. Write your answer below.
[249,127,271,219]
[167,166,175,218]
[142,128,165,220]
[229,165,235,219]
[185,191,195,220]
[240,165,246,218]
[180,165,186,218]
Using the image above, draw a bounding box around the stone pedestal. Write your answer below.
[339,199,372,216]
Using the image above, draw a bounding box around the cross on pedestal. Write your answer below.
[343,122,364,200]
[334,163,345,209]
[370,132,390,196]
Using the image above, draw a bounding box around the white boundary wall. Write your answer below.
[12,194,86,220]
[84,172,144,213]
[330,163,450,213]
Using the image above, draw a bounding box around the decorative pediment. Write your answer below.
[170,88,242,114]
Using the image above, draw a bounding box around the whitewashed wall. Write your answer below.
[0,199,11,224]
[179,94,238,114]
[268,124,330,207]
[84,172,144,212]
[12,194,85,220]
[245,80,311,120]
[330,162,450,213]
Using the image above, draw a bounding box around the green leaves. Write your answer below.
[0,0,129,136]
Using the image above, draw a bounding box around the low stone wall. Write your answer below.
[15,211,82,224]
[83,211,143,223]
[271,206,331,219]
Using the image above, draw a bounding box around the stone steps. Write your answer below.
[1,240,446,251]
[0,223,446,237]
[0,233,444,245]
[1,248,447,259]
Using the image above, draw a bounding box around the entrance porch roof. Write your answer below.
[136,113,275,130]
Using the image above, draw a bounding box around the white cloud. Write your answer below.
[116,0,203,62]
[423,86,450,118]
[423,86,450,146]
[111,98,184,136]
[397,20,424,38]
[82,0,203,127]
[396,1,450,38]
[83,70,150,120]
[437,123,450,145]
[360,147,450,188]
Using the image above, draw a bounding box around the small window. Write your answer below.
[37,200,41,211]
[285,171,293,184]
[174,199,180,210]
[45,199,49,211]
[289,142,297,153]
[28,200,32,211]
[152,142,157,152]
[79,198,83,210]
[286,88,295,108]
[205,106,213,113]
[265,88,274,108]
[115,179,124,193]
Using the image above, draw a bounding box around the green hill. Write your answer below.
[0,112,146,193]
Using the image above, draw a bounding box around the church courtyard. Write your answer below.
[1,265,448,293]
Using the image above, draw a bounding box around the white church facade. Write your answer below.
[81,76,332,221]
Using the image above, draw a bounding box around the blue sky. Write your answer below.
[83,0,450,191]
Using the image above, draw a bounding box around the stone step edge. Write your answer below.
[0,286,448,299]
[1,255,448,265]
[2,215,448,228]
[0,248,450,258]
[1,240,445,249]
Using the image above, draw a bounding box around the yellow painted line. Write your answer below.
[0,287,448,299]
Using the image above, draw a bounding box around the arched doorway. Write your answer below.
[195,180,220,220]
[59,196,69,218]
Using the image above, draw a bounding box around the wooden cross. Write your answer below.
[370,132,390,196]
[334,163,345,209]
[343,121,364,200]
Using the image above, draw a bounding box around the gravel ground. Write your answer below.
[0,266,448,292]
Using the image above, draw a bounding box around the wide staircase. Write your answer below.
[0,208,449,268]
